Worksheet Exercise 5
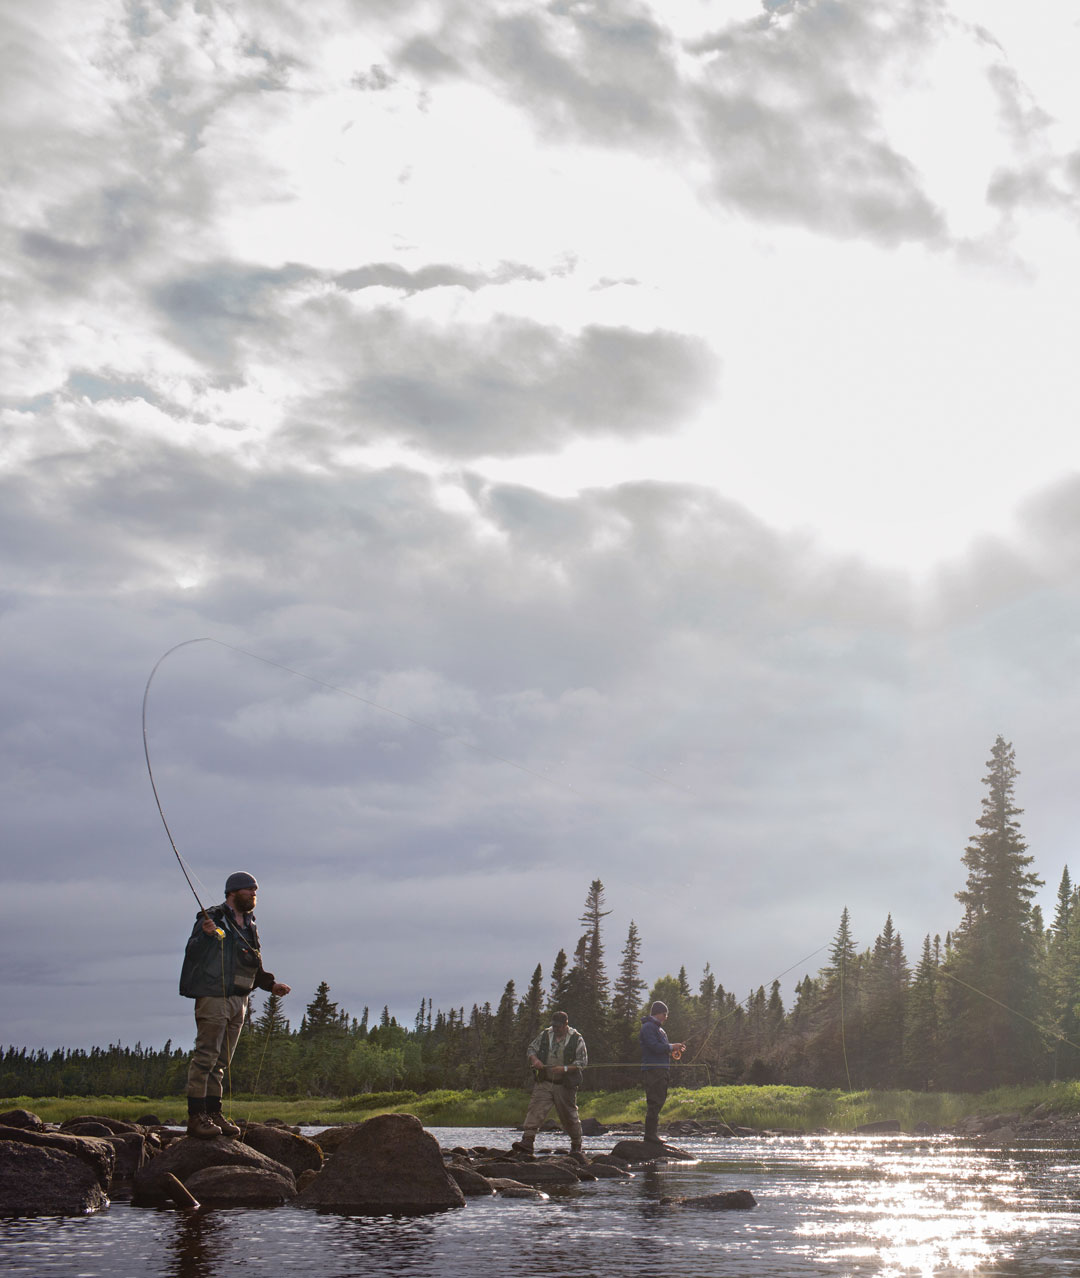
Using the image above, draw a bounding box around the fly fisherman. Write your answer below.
[179,871,291,1139]
[639,1000,686,1145]
[514,1010,588,1161]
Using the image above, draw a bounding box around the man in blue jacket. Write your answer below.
[179,871,291,1139]
[639,1001,686,1145]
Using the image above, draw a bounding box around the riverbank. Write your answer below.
[8,1079,1080,1132]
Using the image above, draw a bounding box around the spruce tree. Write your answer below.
[610,921,646,1062]
[807,908,859,1088]
[903,935,939,1089]
[516,964,545,1049]
[944,736,1044,1088]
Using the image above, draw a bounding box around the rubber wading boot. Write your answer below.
[186,1112,220,1140]
[208,1111,242,1138]
[511,1137,535,1159]
[569,1144,588,1165]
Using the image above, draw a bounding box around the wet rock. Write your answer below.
[475,1160,581,1185]
[608,1138,694,1164]
[0,1110,46,1131]
[586,1161,633,1179]
[0,1126,116,1190]
[132,1135,295,1207]
[102,1132,150,1178]
[238,1122,323,1178]
[661,1189,757,1210]
[580,1117,607,1136]
[855,1120,901,1135]
[310,1124,362,1157]
[297,1113,464,1214]
[61,1122,116,1138]
[135,1114,162,1127]
[184,1165,296,1207]
[485,1178,548,1199]
[446,1165,496,1197]
[60,1116,144,1135]
[0,1128,116,1216]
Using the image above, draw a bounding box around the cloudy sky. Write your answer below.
[4,0,1080,1054]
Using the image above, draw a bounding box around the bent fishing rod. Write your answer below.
[142,638,225,938]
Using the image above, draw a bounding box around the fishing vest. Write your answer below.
[538,1027,583,1068]
[179,904,263,999]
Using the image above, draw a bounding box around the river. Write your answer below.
[3,1127,1080,1276]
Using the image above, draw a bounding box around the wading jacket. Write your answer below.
[640,1015,675,1069]
[179,902,277,1000]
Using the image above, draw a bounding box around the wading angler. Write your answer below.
[179,871,291,1139]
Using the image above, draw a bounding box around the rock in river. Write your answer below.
[0,1126,116,1216]
[297,1113,465,1214]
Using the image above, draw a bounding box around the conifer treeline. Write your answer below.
[4,736,1076,1099]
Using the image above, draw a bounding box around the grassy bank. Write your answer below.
[7,1080,1080,1130]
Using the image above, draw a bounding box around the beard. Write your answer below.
[233,891,256,913]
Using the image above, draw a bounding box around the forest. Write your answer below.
[4,736,1079,1100]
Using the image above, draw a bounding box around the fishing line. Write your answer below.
[937,968,1080,1053]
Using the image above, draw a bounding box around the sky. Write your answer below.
[3,0,1080,1055]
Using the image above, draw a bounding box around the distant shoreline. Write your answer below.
[7,1079,1080,1134]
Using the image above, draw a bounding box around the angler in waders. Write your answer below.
[639,1000,686,1145]
[179,871,291,1139]
[514,1010,588,1161]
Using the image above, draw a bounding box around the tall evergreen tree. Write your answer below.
[807,908,859,1088]
[903,935,940,1089]
[548,948,571,1012]
[516,964,545,1048]
[861,915,908,1088]
[610,921,647,1062]
[944,736,1044,1088]
[571,881,612,1061]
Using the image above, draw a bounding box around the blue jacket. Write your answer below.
[179,903,276,999]
[640,1015,674,1069]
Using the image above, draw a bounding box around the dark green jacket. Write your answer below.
[179,903,276,999]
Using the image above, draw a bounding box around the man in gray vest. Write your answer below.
[513,1010,588,1159]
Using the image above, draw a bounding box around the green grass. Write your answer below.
[7,1081,1080,1130]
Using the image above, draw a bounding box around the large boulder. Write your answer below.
[0,1126,116,1189]
[609,1138,694,1163]
[0,1127,115,1215]
[0,1109,46,1131]
[297,1113,465,1214]
[184,1165,296,1208]
[57,1120,150,1177]
[239,1122,323,1178]
[132,1136,295,1207]
[310,1124,361,1157]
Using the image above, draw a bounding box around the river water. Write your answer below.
[3,1128,1080,1277]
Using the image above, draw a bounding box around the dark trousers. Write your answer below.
[643,1069,669,1141]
